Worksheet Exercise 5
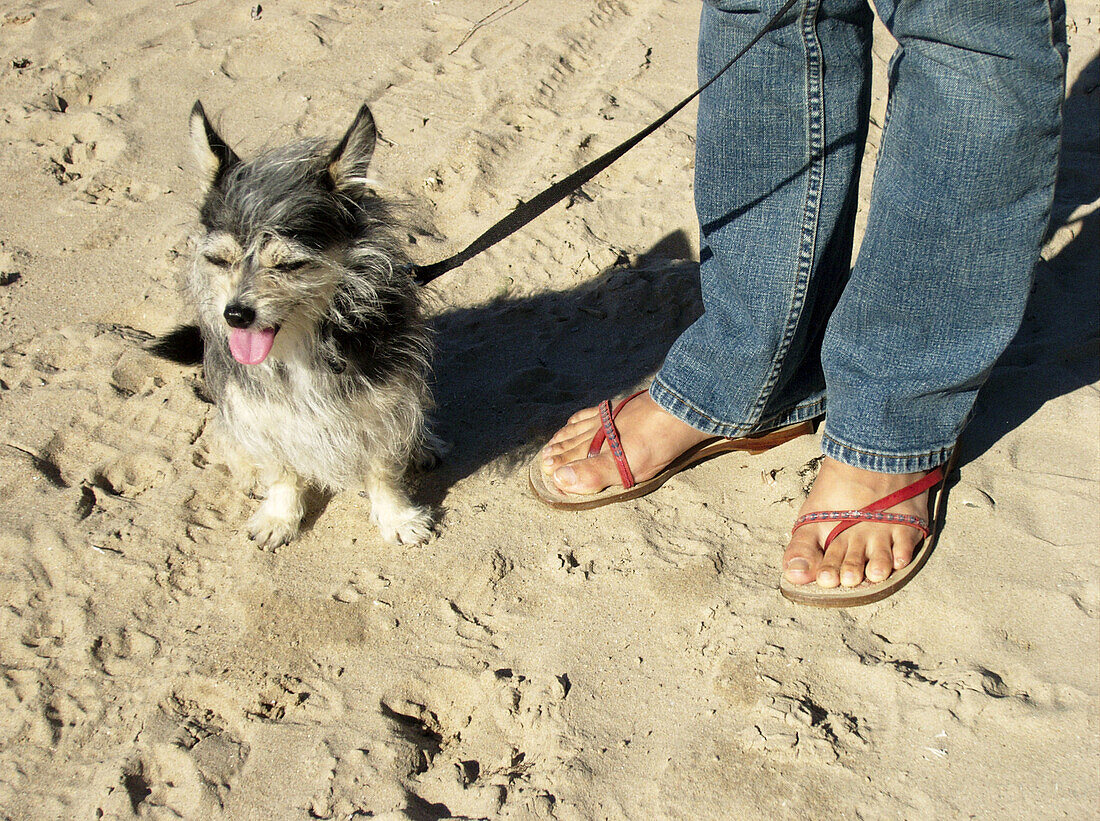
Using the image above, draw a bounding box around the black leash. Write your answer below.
[411,0,798,286]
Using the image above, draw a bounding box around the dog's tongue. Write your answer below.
[228,327,277,365]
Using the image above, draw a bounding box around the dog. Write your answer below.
[150,101,438,549]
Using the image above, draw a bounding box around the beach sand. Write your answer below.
[0,1,1096,818]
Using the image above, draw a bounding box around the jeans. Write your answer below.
[650,0,1067,473]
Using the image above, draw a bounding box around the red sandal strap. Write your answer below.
[861,466,944,513]
[793,510,929,537]
[791,464,945,551]
[587,390,646,458]
[587,390,646,490]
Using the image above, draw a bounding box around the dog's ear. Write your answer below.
[190,101,240,187]
[326,104,377,192]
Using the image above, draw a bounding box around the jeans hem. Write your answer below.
[820,429,955,473]
[650,376,826,438]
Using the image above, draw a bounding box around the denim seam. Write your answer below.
[869,50,898,198]
[743,0,824,428]
[1044,0,1062,52]
[1039,0,1067,248]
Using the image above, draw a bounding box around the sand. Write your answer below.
[0,1,1096,818]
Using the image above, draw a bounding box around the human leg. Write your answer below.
[783,0,1067,594]
[539,0,874,496]
[651,0,874,436]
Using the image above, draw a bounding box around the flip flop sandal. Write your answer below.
[529,390,818,511]
[779,448,959,607]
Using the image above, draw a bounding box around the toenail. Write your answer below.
[787,558,809,572]
[554,466,576,487]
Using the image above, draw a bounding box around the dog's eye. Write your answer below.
[203,253,232,268]
[276,259,311,271]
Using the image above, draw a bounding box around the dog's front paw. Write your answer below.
[377,505,433,546]
[247,509,300,550]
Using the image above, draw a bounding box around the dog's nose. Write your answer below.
[223,303,256,328]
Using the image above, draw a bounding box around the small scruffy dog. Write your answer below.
[152,101,437,549]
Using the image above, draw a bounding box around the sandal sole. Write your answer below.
[529,418,818,511]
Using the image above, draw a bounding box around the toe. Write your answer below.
[550,413,600,446]
[551,453,617,495]
[783,529,824,585]
[541,421,601,476]
[566,406,600,426]
[541,432,598,477]
[892,526,923,569]
[864,535,895,583]
[544,428,597,457]
[839,538,868,587]
[816,537,849,588]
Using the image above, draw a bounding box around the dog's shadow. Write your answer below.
[417,230,702,505]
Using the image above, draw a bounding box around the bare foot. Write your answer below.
[539,392,712,495]
[782,457,933,588]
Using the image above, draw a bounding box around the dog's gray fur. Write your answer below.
[156,101,437,548]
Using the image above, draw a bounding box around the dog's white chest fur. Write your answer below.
[221,362,366,490]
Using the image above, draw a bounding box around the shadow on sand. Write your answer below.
[421,233,702,505]
[963,55,1099,463]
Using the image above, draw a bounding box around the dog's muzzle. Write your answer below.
[223,302,278,365]
[224,302,256,329]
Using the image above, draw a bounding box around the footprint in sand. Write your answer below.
[117,682,251,818]
[379,666,572,818]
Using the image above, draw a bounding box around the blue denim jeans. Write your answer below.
[650,0,1067,472]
